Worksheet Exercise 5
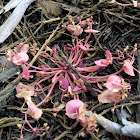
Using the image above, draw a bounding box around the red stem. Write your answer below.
[81,67,124,79]
[36,75,61,107]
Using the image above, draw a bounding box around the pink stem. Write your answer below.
[25,63,42,70]
[38,74,55,84]
[93,88,102,93]
[74,47,80,64]
[41,53,62,68]
[35,84,52,92]
[85,33,91,45]
[71,47,80,64]
[52,70,64,83]
[36,75,61,107]
[77,65,101,72]
[68,50,74,62]
[81,67,124,79]
[73,50,84,67]
[28,70,59,75]
[65,72,75,89]
[25,113,34,130]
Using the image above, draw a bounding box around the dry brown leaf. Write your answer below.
[98,89,122,103]
[37,0,61,17]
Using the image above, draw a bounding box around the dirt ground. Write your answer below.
[0,0,140,140]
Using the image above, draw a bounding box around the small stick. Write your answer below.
[27,17,62,67]
[31,17,60,27]
[57,46,98,97]
[24,17,61,43]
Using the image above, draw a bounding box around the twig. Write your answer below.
[24,17,60,43]
[27,17,62,67]
[31,17,60,27]
[104,10,140,29]
[57,46,98,97]
[54,122,78,140]
[100,100,140,116]
[89,132,100,140]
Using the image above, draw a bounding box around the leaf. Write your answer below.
[23,64,30,80]
[66,100,84,119]
[123,59,135,76]
[98,89,121,103]
[26,97,43,120]
[59,77,69,89]
[104,75,122,92]
[16,82,35,98]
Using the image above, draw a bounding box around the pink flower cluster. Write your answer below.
[66,99,98,133]
[16,83,42,120]
[98,75,130,103]
[16,83,48,137]
[7,43,29,65]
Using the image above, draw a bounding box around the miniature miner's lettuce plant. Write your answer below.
[5,15,140,138]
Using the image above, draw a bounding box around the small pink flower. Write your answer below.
[123,59,135,76]
[19,44,29,53]
[26,97,43,120]
[95,50,112,67]
[16,82,34,98]
[104,75,122,92]
[73,86,82,92]
[42,65,48,72]
[59,77,69,89]
[67,25,83,36]
[7,44,29,65]
[66,100,84,119]
[78,43,90,51]
[12,53,29,65]
[95,59,109,67]
[78,62,84,67]
[23,64,30,80]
